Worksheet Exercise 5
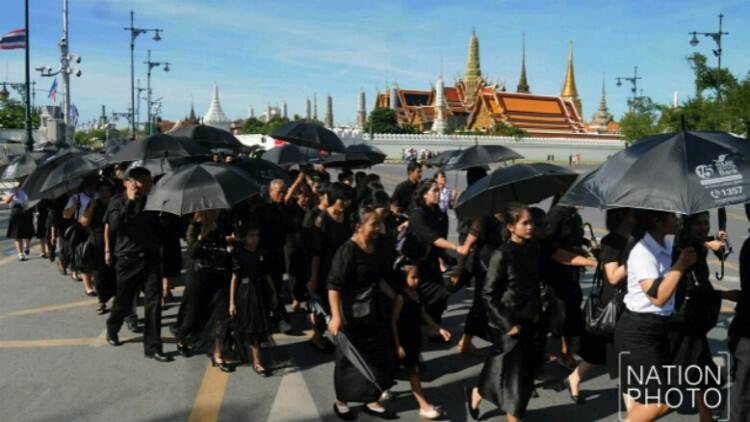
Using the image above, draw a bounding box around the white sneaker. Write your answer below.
[418,406,442,420]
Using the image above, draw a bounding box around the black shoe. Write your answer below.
[563,378,583,404]
[126,320,143,333]
[333,404,356,421]
[106,333,120,347]
[362,405,397,420]
[176,340,190,357]
[49,249,55,262]
[145,351,173,362]
[464,386,479,420]
[210,356,234,372]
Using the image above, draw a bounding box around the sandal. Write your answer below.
[96,304,107,315]
[457,342,483,356]
[253,362,269,377]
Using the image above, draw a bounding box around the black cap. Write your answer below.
[123,166,151,181]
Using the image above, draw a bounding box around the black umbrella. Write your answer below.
[33,141,82,152]
[144,162,261,215]
[127,156,203,177]
[23,150,89,207]
[269,121,346,153]
[261,144,323,167]
[441,145,523,171]
[556,167,606,209]
[454,163,579,219]
[40,153,110,194]
[1,152,41,180]
[171,124,244,152]
[322,151,374,169]
[229,157,291,186]
[346,143,387,166]
[102,140,132,157]
[559,130,750,214]
[425,149,459,168]
[110,133,211,163]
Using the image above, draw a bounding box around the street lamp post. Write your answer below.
[23,0,33,151]
[616,66,642,141]
[144,49,170,135]
[124,10,162,139]
[689,13,728,130]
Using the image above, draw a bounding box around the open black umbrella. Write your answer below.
[126,156,203,178]
[269,121,346,153]
[110,133,211,163]
[171,124,244,152]
[144,162,261,215]
[1,152,41,180]
[23,150,88,206]
[322,151,373,169]
[261,144,323,167]
[40,153,110,194]
[229,157,291,186]
[425,149,459,168]
[559,130,750,214]
[345,143,387,166]
[454,163,579,219]
[556,167,606,209]
[441,144,523,171]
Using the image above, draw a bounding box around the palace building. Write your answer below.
[374,31,619,138]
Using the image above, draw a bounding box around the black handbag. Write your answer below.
[340,285,375,328]
[670,271,721,335]
[540,281,566,335]
[583,261,624,336]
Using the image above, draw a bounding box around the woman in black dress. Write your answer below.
[159,212,184,309]
[567,208,634,403]
[81,182,116,315]
[327,206,396,421]
[230,221,277,376]
[407,179,466,327]
[172,209,234,372]
[466,203,540,422]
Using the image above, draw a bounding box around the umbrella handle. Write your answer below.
[716,260,725,281]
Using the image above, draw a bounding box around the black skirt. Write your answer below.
[614,310,671,404]
[233,280,273,359]
[334,323,393,403]
[477,320,536,419]
[7,206,35,239]
[35,207,48,239]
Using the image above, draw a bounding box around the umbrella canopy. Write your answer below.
[230,157,291,186]
[127,156,203,178]
[23,150,89,206]
[144,162,261,215]
[1,152,41,180]
[269,121,346,153]
[110,133,211,163]
[346,143,387,166]
[102,140,132,157]
[261,144,323,167]
[322,151,374,169]
[40,153,110,194]
[171,124,244,152]
[441,145,523,171]
[556,167,607,209]
[33,141,82,152]
[559,130,750,214]
[454,163,579,219]
[425,149,459,168]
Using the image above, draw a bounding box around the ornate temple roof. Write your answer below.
[560,42,582,117]
[203,84,231,131]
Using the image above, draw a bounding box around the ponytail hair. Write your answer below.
[504,202,530,225]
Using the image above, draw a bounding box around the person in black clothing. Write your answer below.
[466,203,541,422]
[287,182,313,312]
[567,208,634,403]
[730,203,750,422]
[327,206,396,420]
[391,161,422,214]
[159,212,183,310]
[81,182,116,315]
[407,179,466,328]
[104,167,171,362]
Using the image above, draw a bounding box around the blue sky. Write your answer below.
[3,0,750,130]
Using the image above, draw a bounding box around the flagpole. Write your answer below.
[24,0,34,151]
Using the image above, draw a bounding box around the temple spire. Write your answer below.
[561,42,582,117]
[464,29,481,84]
[516,33,530,94]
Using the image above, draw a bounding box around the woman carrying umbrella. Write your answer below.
[3,176,34,261]
[80,181,116,315]
[172,209,234,372]
[407,179,466,328]
[465,203,540,422]
[614,210,696,421]
[327,206,396,420]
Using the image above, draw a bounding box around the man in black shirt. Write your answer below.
[391,161,422,214]
[104,167,171,362]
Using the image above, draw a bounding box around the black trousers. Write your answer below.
[263,247,289,323]
[107,254,163,354]
[730,335,750,422]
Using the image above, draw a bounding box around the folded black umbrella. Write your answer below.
[144,162,261,215]
[261,144,323,167]
[171,124,244,152]
[110,133,211,163]
[559,130,750,213]
[454,162,578,219]
[269,122,346,153]
[441,144,523,171]
[229,157,291,186]
[40,153,110,194]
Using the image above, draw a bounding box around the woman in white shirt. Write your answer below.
[613,210,696,421]
[3,177,34,261]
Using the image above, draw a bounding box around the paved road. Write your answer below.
[0,162,743,421]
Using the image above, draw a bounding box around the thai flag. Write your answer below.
[70,103,79,127]
[0,29,26,50]
[48,78,58,102]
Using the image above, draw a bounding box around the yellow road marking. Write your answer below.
[727,211,746,221]
[188,362,230,422]
[0,336,134,348]
[0,298,99,320]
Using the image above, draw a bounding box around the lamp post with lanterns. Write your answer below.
[689,14,728,130]
[144,50,170,135]
[124,10,162,139]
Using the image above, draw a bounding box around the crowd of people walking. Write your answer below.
[5,153,750,422]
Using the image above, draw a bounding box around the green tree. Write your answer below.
[491,122,529,138]
[365,107,401,133]
[241,117,264,134]
[618,96,663,142]
[0,99,40,129]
